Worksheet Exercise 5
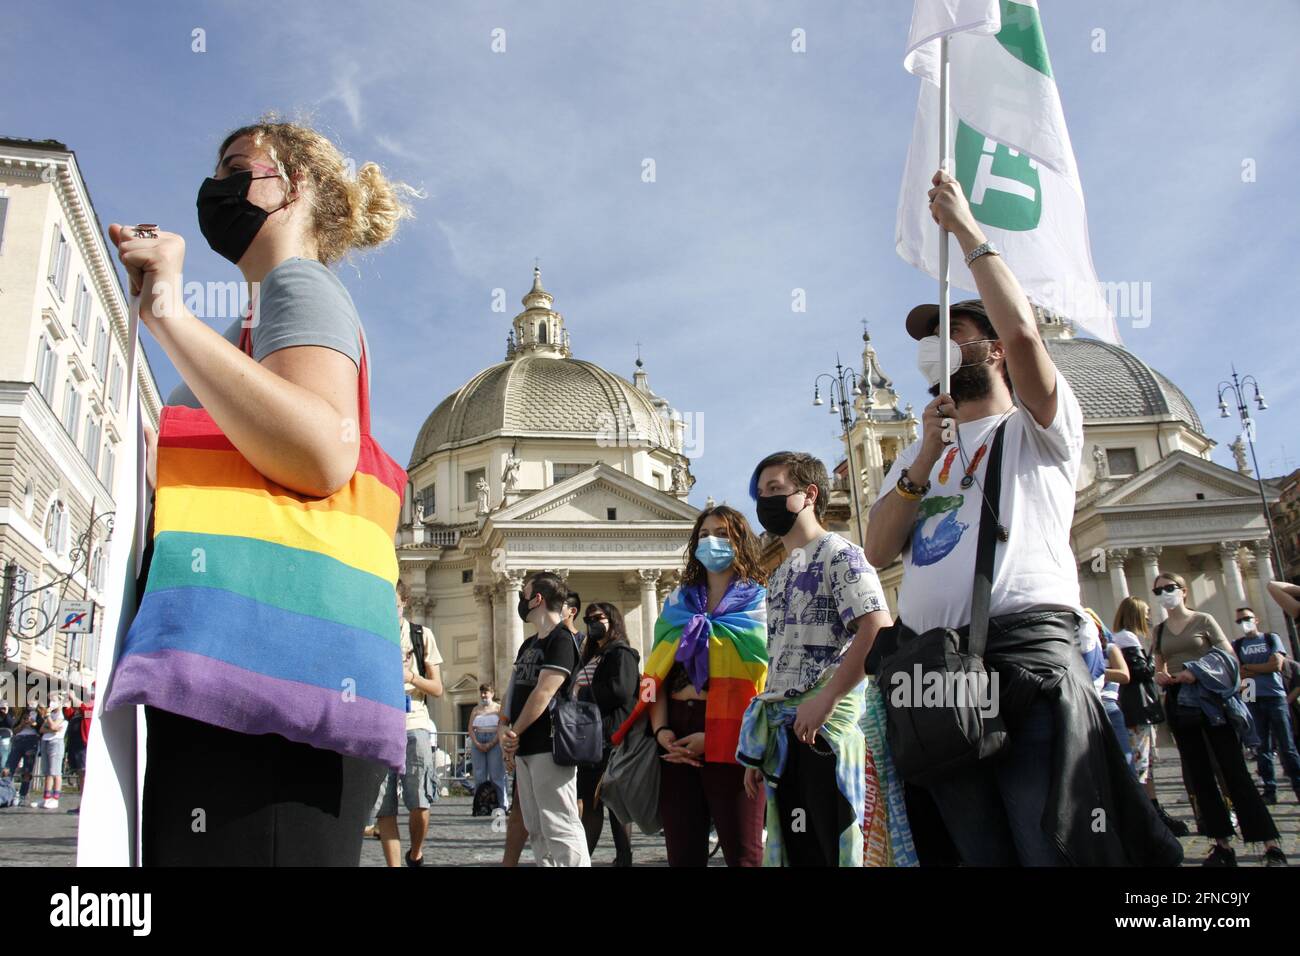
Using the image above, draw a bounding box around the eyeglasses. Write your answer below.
[583,616,606,625]
[1152,584,1181,595]
[1236,617,1256,624]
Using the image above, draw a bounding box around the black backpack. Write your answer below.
[471,780,501,817]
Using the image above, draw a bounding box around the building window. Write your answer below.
[652,471,664,490]
[10,567,32,634]
[93,319,108,377]
[0,190,8,254]
[86,613,101,672]
[39,585,58,649]
[461,569,473,584]
[61,380,81,441]
[553,463,585,484]
[464,467,485,503]
[417,483,435,520]
[107,355,123,409]
[83,414,102,471]
[607,507,617,520]
[73,280,91,342]
[36,334,58,403]
[68,631,83,668]
[1106,447,1139,477]
[102,441,116,490]
[47,225,71,298]
[43,498,69,555]
[90,547,105,591]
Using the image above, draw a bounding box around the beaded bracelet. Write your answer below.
[895,479,924,501]
[898,468,930,498]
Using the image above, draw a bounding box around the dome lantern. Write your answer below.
[510,266,570,360]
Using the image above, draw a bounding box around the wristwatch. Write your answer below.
[964,240,999,267]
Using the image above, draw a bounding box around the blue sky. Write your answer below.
[7,1,1300,529]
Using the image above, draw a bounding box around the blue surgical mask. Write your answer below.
[694,536,735,572]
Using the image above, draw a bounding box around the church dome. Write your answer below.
[1037,310,1204,434]
[409,269,677,468]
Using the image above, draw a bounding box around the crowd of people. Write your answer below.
[54,116,1297,867]
[1,689,93,811]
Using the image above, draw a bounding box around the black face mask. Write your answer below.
[196,170,286,265]
[517,593,535,622]
[586,620,607,642]
[755,492,804,537]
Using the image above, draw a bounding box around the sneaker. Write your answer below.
[1155,803,1190,837]
[1264,847,1289,867]
[42,798,58,810]
[1262,790,1278,806]
[404,848,424,867]
[1202,844,1238,867]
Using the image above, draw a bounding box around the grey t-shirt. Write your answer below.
[166,257,370,408]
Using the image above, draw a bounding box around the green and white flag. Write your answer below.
[896,0,1119,343]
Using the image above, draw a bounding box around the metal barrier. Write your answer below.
[435,731,475,796]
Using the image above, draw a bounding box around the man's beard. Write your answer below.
[928,360,994,404]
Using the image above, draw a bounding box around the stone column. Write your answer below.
[1251,542,1287,637]
[1106,548,1130,616]
[1218,542,1248,618]
[473,585,495,691]
[637,570,662,657]
[1139,547,1164,626]
[619,578,642,652]
[500,570,527,682]
[492,585,510,695]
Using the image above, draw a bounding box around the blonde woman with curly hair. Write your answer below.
[108,119,415,866]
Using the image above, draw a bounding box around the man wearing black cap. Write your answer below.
[863,170,1182,867]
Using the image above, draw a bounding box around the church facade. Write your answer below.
[840,308,1289,642]
[395,270,699,735]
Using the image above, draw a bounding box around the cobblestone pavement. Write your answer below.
[4,739,1298,866]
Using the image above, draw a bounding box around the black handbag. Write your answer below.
[1118,644,1165,726]
[550,635,604,767]
[878,420,1010,786]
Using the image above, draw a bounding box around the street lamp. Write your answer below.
[1216,366,1297,651]
[813,356,867,548]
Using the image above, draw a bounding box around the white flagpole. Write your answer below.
[938,34,953,400]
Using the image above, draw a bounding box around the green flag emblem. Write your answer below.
[955,120,1042,231]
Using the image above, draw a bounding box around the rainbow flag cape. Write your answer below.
[612,579,767,764]
[103,330,408,772]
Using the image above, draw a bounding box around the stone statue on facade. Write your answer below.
[502,445,522,492]
[476,476,491,515]
[1092,444,1109,480]
[1230,436,1252,476]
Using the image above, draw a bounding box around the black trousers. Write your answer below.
[1165,686,1278,843]
[774,728,855,866]
[142,706,385,866]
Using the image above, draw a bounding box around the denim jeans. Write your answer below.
[1247,697,1300,793]
[470,731,509,810]
[1102,698,1134,777]
[926,697,1068,866]
[4,735,40,799]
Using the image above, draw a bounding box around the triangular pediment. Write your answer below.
[448,674,480,694]
[1099,451,1277,508]
[489,462,699,524]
